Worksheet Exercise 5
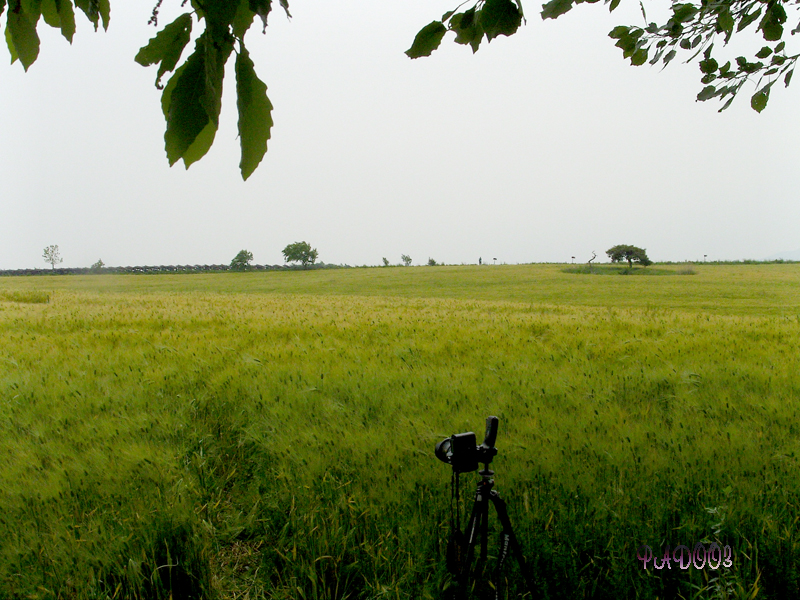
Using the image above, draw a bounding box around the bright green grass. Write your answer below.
[0,265,799,599]
[2,263,799,315]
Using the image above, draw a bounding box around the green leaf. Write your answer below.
[74,0,99,30]
[135,13,193,89]
[451,8,484,52]
[716,10,733,36]
[630,47,648,66]
[775,41,785,53]
[181,120,217,168]
[699,57,718,74]
[161,31,233,167]
[760,21,782,41]
[737,8,761,32]
[72,0,108,30]
[20,0,41,23]
[41,0,59,27]
[541,0,574,20]
[759,4,786,42]
[163,40,213,166]
[697,85,716,101]
[784,69,793,87]
[609,0,620,12]
[5,24,19,63]
[671,3,697,23]
[7,7,39,70]
[609,26,629,39]
[233,1,255,37]
[755,46,772,59]
[405,21,446,58]
[236,46,273,180]
[750,88,769,112]
[98,0,109,30]
[0,0,6,19]
[248,0,270,33]
[200,32,233,125]
[57,0,75,42]
[480,0,522,41]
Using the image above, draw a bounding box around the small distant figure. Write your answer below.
[493,258,497,265]
[571,256,575,264]
[479,257,482,265]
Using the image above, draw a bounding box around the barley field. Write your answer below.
[1,264,798,599]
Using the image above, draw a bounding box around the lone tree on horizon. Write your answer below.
[606,245,652,268]
[43,245,63,270]
[230,249,254,271]
[283,241,318,269]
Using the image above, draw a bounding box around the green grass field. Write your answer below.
[1,264,798,599]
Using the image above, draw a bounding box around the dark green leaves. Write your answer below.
[699,57,718,74]
[74,0,110,31]
[609,25,648,65]
[480,0,523,41]
[162,32,233,168]
[758,2,786,42]
[41,0,76,42]
[405,21,446,58]
[4,0,112,72]
[248,0,271,32]
[697,85,716,101]
[236,46,273,180]
[716,8,734,41]
[751,88,769,112]
[451,8,482,51]
[132,0,281,178]
[6,1,39,71]
[755,46,772,59]
[541,0,574,20]
[409,0,524,57]
[135,13,192,89]
[4,0,279,179]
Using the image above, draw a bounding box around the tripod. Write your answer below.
[448,465,536,600]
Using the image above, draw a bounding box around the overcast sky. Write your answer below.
[2,1,799,269]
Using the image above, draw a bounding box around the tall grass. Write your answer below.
[0,289,50,303]
[0,266,798,598]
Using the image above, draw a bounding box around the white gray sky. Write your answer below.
[2,1,799,269]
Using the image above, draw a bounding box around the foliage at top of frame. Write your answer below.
[411,0,800,114]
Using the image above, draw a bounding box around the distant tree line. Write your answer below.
[0,263,344,277]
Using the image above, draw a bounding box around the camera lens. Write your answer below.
[435,438,452,463]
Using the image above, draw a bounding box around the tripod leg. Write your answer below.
[459,485,486,589]
[489,491,536,598]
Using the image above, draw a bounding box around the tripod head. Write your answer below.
[435,416,499,474]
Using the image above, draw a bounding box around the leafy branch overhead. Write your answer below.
[406,0,525,58]
[3,0,285,180]
[413,0,800,113]
[134,0,287,180]
[4,0,799,181]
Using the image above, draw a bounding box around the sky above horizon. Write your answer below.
[2,1,799,269]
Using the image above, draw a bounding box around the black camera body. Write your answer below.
[435,416,499,473]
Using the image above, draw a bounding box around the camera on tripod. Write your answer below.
[434,416,535,598]
[435,416,499,473]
